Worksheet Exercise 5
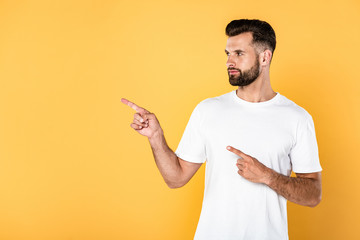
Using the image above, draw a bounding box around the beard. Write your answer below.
[228,58,260,87]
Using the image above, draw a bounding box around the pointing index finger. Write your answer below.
[121,98,148,113]
[227,146,247,158]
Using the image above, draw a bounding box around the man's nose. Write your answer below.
[226,56,235,68]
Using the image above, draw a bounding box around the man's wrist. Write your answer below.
[263,168,277,186]
[148,129,164,146]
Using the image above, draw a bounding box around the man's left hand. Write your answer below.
[226,146,274,184]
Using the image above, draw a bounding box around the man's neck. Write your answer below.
[235,76,276,103]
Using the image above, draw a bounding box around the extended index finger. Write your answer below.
[121,98,148,113]
[226,146,248,159]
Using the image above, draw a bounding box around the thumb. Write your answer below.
[142,112,155,122]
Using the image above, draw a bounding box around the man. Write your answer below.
[122,19,322,240]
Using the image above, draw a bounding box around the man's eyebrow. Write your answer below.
[225,49,245,53]
[234,49,245,53]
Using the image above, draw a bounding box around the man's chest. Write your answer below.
[201,108,296,169]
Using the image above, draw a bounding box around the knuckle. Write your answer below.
[134,113,145,122]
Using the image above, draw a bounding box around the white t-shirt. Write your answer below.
[175,90,322,240]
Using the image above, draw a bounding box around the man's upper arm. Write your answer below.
[178,157,203,186]
[295,171,321,181]
[295,171,322,201]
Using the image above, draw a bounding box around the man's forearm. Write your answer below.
[265,170,322,207]
[226,146,322,207]
[148,131,183,188]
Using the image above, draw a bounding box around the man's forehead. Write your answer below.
[225,32,253,51]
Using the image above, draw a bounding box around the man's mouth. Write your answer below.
[228,70,239,74]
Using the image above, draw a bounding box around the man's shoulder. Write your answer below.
[196,91,233,109]
[276,93,313,121]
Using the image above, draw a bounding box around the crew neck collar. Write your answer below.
[232,90,280,107]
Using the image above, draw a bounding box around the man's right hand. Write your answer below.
[121,98,163,139]
[121,97,202,189]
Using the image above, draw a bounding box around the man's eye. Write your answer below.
[237,52,242,56]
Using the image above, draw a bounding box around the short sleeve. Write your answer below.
[290,114,322,173]
[175,103,207,163]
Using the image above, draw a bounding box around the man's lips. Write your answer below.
[228,70,239,74]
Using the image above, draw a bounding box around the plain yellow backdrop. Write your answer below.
[0,0,359,239]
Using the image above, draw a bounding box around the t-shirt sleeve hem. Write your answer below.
[175,152,206,164]
[292,166,323,174]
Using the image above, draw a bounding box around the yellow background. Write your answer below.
[0,0,359,239]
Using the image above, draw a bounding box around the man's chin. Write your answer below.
[229,79,251,87]
[229,79,241,86]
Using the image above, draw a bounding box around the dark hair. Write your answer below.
[225,19,276,54]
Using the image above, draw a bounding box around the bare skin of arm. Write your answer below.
[121,98,202,188]
[267,172,321,207]
[227,146,322,207]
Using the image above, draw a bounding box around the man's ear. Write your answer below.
[260,49,272,66]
